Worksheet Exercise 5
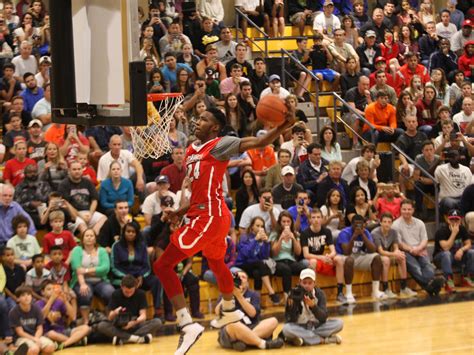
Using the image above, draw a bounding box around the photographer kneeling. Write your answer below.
[216,271,283,351]
[97,275,162,345]
[281,268,343,347]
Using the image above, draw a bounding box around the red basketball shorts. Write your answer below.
[170,213,231,260]
[316,259,336,276]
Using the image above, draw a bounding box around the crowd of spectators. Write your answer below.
[0,0,471,352]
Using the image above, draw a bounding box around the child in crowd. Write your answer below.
[42,211,77,263]
[77,151,97,185]
[8,286,55,355]
[2,247,26,310]
[374,182,404,220]
[25,254,50,301]
[36,280,90,350]
[2,114,29,152]
[40,192,75,232]
[6,215,41,271]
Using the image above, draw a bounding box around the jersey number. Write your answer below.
[187,161,201,181]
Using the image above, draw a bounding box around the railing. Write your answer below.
[280,48,321,129]
[391,143,440,228]
[330,93,376,145]
[234,7,269,58]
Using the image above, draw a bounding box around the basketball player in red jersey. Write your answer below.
[154,107,295,355]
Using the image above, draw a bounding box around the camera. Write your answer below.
[232,272,241,288]
[298,199,305,206]
[449,132,458,141]
[263,196,271,203]
[289,285,313,302]
[114,309,132,328]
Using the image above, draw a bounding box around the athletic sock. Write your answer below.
[400,279,407,289]
[176,308,193,327]
[382,281,388,291]
[372,281,380,295]
[258,340,266,349]
[345,284,352,296]
[222,298,235,311]
[337,283,344,295]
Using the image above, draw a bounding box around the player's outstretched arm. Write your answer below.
[238,108,296,154]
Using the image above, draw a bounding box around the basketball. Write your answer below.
[256,95,288,126]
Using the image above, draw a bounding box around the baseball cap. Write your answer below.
[281,165,295,176]
[462,19,473,27]
[375,56,386,64]
[39,56,51,65]
[155,175,170,184]
[300,268,316,281]
[28,119,43,128]
[448,209,462,220]
[323,0,334,6]
[365,30,376,38]
[268,74,281,82]
[256,129,267,137]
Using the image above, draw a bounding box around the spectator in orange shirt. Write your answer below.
[247,130,277,186]
[399,52,430,88]
[44,122,65,145]
[363,90,403,144]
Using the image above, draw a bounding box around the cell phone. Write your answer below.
[154,81,161,86]
[263,196,271,203]
[153,13,159,17]
[298,199,305,206]
[449,132,457,141]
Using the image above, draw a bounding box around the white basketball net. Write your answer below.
[130,95,184,160]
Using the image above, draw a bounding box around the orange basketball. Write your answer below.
[256,95,288,126]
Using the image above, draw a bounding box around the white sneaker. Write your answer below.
[325,335,342,344]
[400,287,417,298]
[345,294,356,304]
[210,309,245,329]
[175,322,205,355]
[384,289,398,299]
[372,291,388,300]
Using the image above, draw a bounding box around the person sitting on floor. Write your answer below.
[280,268,343,347]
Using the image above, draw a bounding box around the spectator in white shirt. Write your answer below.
[260,74,290,99]
[435,9,457,40]
[11,41,37,82]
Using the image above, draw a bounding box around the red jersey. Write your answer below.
[185,136,240,218]
[3,157,37,186]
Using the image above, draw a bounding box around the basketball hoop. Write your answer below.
[130,93,184,160]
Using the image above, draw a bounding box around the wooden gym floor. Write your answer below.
[59,299,474,355]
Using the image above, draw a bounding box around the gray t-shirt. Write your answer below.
[372,227,399,251]
[9,304,44,336]
[392,217,427,247]
[414,154,440,178]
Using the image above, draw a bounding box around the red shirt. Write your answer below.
[82,166,97,186]
[160,163,186,193]
[399,64,430,88]
[43,230,77,261]
[376,197,402,219]
[3,157,37,186]
[58,133,90,164]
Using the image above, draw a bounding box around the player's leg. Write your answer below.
[154,242,204,355]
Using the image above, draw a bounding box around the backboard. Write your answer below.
[49,0,147,126]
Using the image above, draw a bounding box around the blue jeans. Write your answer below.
[141,274,162,309]
[418,125,432,137]
[362,128,404,145]
[203,266,242,285]
[433,250,474,278]
[73,280,115,308]
[0,295,12,337]
[405,253,435,288]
